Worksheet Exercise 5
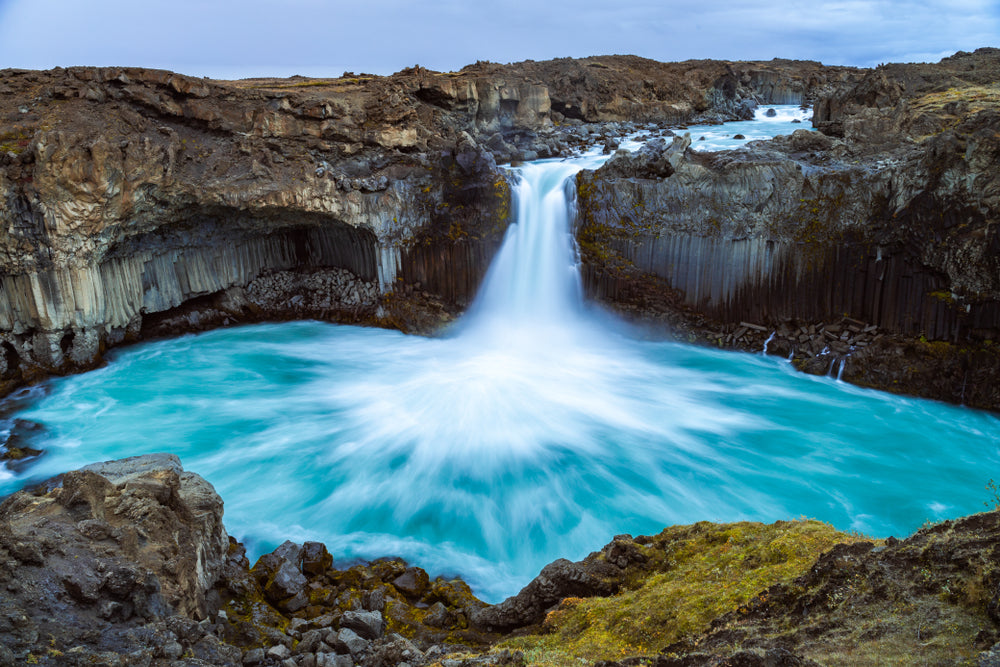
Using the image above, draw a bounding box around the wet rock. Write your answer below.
[471,556,619,632]
[602,534,648,569]
[253,550,308,607]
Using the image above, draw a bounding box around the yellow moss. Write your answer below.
[928,290,956,304]
[916,337,955,359]
[384,597,428,639]
[0,128,33,155]
[494,175,511,222]
[911,85,1000,118]
[501,520,869,666]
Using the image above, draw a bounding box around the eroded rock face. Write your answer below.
[0,57,859,397]
[0,67,515,395]
[576,48,1000,409]
[655,510,1000,664]
[0,453,228,659]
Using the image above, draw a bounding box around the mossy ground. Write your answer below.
[499,520,868,666]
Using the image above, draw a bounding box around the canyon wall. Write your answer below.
[0,57,853,393]
[576,48,1000,407]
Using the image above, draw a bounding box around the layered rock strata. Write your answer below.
[0,57,857,395]
[576,48,1000,408]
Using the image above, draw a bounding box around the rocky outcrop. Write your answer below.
[652,510,1000,664]
[576,48,1000,409]
[0,455,498,665]
[470,534,650,633]
[2,455,1000,665]
[0,67,515,393]
[487,56,858,124]
[0,453,228,662]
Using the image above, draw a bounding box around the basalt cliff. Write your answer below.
[575,48,1000,408]
[2,51,1000,408]
[1,55,858,396]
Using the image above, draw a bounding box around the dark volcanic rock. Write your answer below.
[575,48,1000,409]
[393,565,431,598]
[669,510,1000,663]
[341,609,385,640]
[0,453,228,662]
[0,55,862,400]
[3,456,1000,665]
[470,534,650,632]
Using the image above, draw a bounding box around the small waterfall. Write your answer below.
[762,331,776,356]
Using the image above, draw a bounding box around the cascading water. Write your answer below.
[3,110,1000,603]
[464,159,590,330]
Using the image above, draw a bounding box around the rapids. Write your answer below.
[2,107,999,603]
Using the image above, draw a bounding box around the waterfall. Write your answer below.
[462,157,606,337]
[10,108,1000,604]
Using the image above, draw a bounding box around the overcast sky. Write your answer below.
[0,0,997,79]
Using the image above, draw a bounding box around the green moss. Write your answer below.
[1,446,41,460]
[500,520,868,666]
[385,597,428,639]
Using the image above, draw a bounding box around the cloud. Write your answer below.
[0,0,996,76]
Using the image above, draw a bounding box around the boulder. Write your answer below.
[470,557,619,632]
[333,627,369,657]
[302,541,333,575]
[0,454,228,657]
[393,566,430,598]
[340,609,385,640]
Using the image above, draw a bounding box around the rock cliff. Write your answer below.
[576,48,1000,409]
[0,56,856,396]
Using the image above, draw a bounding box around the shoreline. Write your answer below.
[1,454,998,665]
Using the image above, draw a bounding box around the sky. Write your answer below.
[0,0,997,79]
